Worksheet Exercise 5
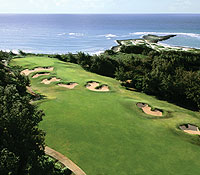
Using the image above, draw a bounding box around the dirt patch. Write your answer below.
[58,83,78,89]
[86,81,109,92]
[179,124,200,135]
[32,72,50,78]
[45,146,86,175]
[21,67,54,76]
[41,77,61,84]
[137,103,163,116]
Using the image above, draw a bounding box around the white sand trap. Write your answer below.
[86,82,109,92]
[179,124,200,135]
[21,67,54,76]
[32,73,50,78]
[58,83,78,89]
[41,77,61,85]
[137,103,163,116]
[21,69,35,76]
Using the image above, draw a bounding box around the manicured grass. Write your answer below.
[11,56,200,175]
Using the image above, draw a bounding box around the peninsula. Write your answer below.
[112,34,199,52]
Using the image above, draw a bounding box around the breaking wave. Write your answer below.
[129,32,200,39]
[98,34,118,38]
[68,33,84,37]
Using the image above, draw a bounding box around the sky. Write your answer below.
[0,0,199,14]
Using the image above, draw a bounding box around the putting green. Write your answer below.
[11,56,200,175]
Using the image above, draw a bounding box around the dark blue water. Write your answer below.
[0,14,200,54]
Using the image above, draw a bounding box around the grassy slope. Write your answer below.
[11,56,200,175]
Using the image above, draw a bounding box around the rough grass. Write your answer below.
[11,56,200,175]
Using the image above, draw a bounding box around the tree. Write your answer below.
[104,49,115,55]
[0,148,19,175]
[18,50,26,56]
[90,55,117,77]
[0,63,45,174]
[0,51,11,66]
[76,52,92,68]
[0,62,72,174]
[67,53,77,63]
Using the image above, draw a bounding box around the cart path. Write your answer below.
[45,146,86,175]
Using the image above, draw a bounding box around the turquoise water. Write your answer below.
[0,14,200,54]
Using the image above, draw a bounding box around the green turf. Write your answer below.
[11,56,200,175]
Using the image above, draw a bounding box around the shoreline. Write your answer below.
[1,35,200,55]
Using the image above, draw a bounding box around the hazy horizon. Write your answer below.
[0,0,199,14]
[0,13,200,14]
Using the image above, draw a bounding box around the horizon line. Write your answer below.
[0,12,200,15]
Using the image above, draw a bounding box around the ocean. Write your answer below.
[0,14,200,54]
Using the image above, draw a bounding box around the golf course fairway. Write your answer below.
[11,56,200,175]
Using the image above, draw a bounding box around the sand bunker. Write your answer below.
[126,80,132,84]
[26,86,37,96]
[86,81,109,92]
[58,82,78,89]
[179,124,200,135]
[21,67,54,76]
[41,77,61,84]
[32,72,50,78]
[137,103,163,116]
